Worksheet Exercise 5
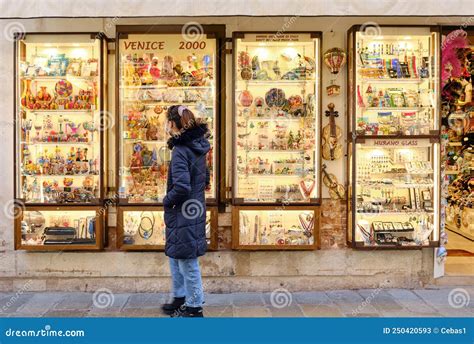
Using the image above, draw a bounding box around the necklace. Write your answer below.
[138,211,155,240]
[299,178,316,199]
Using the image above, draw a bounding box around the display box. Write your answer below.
[14,33,106,205]
[232,206,320,250]
[14,205,104,250]
[348,138,441,248]
[115,25,225,206]
[232,32,322,205]
[117,206,218,251]
[347,25,441,137]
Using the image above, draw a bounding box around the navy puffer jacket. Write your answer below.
[164,123,210,259]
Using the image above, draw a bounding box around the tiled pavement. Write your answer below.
[0,287,472,317]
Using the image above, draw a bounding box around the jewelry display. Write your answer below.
[239,210,314,246]
[121,210,212,246]
[234,33,320,203]
[354,140,437,246]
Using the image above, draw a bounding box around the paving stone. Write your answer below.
[204,306,234,317]
[293,291,332,305]
[232,292,264,306]
[53,293,93,311]
[16,293,65,315]
[433,307,473,317]
[0,293,34,314]
[300,304,344,317]
[380,310,441,317]
[387,289,438,314]
[326,290,378,315]
[345,313,380,317]
[357,290,404,312]
[123,308,167,317]
[414,289,473,308]
[123,293,167,309]
[85,311,125,318]
[204,293,232,306]
[326,290,365,303]
[43,310,89,317]
[234,306,271,317]
[269,305,304,317]
[88,294,130,313]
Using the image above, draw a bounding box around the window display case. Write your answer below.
[232,206,319,250]
[115,25,225,250]
[117,206,218,250]
[14,206,104,250]
[348,26,440,137]
[350,138,440,248]
[14,33,106,250]
[232,32,321,250]
[347,26,441,249]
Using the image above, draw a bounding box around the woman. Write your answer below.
[161,105,210,318]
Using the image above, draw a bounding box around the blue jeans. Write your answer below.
[169,257,204,307]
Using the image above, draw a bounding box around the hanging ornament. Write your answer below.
[323,48,347,97]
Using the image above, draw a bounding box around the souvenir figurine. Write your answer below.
[149,57,161,79]
[238,90,253,107]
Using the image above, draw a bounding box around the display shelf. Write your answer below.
[20,141,94,145]
[359,78,425,84]
[14,205,104,251]
[361,107,427,111]
[117,206,218,251]
[119,85,214,90]
[21,76,98,81]
[22,109,95,113]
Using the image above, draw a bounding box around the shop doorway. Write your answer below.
[442,27,474,276]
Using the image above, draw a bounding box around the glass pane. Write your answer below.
[118,33,217,203]
[354,27,439,135]
[354,138,440,247]
[234,33,320,203]
[16,34,102,204]
[238,209,315,246]
[21,209,98,246]
[121,210,213,246]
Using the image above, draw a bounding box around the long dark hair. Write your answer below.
[166,105,198,132]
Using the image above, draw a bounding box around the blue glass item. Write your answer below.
[202,55,211,72]
[265,88,286,107]
[281,71,298,80]
[88,218,96,239]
